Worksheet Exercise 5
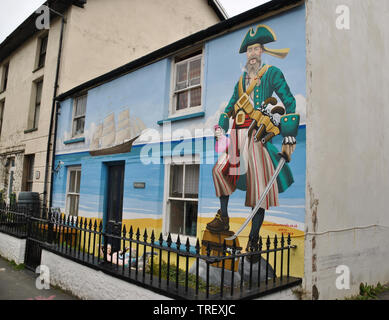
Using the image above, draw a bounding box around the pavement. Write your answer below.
[0,256,78,300]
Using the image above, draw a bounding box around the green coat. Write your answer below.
[218,65,296,193]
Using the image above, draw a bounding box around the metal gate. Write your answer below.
[24,214,50,271]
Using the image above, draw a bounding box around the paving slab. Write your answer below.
[0,256,78,300]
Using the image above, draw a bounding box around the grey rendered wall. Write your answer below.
[305,0,389,299]
[0,232,26,265]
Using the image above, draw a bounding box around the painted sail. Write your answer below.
[89,109,146,156]
[101,113,115,148]
[115,109,131,145]
[90,123,103,150]
[133,116,147,137]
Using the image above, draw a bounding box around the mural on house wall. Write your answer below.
[52,6,306,276]
[89,108,147,156]
[206,24,300,257]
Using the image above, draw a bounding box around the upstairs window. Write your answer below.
[72,94,87,137]
[37,35,48,69]
[1,63,9,91]
[171,50,203,116]
[33,80,43,129]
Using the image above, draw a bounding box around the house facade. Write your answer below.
[0,0,222,206]
[50,0,389,300]
[52,1,306,280]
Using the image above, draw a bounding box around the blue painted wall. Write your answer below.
[53,6,306,232]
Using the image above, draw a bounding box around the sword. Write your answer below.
[225,153,288,241]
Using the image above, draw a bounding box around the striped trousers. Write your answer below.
[212,128,279,209]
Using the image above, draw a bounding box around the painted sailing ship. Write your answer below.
[89,109,146,156]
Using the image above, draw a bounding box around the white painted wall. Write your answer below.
[254,286,301,300]
[58,0,221,94]
[0,232,26,264]
[41,250,171,300]
[41,249,300,300]
[305,0,389,299]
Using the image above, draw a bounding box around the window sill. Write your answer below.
[63,137,85,145]
[157,111,205,125]
[32,65,44,73]
[24,128,38,134]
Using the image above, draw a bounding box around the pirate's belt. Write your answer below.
[231,64,280,137]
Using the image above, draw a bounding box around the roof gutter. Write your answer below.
[207,0,229,20]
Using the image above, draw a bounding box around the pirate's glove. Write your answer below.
[281,136,296,162]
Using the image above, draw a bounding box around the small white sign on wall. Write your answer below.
[133,182,146,189]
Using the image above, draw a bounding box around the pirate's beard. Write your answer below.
[245,56,262,76]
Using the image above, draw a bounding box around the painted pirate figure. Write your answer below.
[207,25,299,258]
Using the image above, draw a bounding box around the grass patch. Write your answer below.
[9,260,25,271]
[150,260,222,295]
[0,255,25,271]
[346,282,389,300]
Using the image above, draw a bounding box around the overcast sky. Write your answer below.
[0,0,270,43]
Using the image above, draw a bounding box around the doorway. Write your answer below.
[105,162,125,253]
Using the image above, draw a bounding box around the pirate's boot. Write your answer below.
[206,210,230,232]
[245,207,265,263]
[246,235,260,263]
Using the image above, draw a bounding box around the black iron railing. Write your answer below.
[0,204,28,238]
[0,207,301,299]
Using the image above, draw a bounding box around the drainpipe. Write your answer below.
[43,9,66,208]
[48,101,61,209]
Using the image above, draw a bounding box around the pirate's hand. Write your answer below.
[214,125,226,141]
[282,136,296,162]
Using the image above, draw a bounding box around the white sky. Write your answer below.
[0,0,270,43]
[219,0,270,17]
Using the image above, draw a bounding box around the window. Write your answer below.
[1,63,9,91]
[37,35,48,69]
[23,155,35,191]
[66,166,81,216]
[7,157,15,199]
[0,100,4,137]
[72,94,87,137]
[171,50,203,116]
[165,159,200,237]
[32,80,43,129]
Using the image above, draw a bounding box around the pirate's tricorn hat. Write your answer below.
[239,24,290,59]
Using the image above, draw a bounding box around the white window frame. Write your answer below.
[169,51,204,118]
[36,33,48,69]
[71,94,87,138]
[32,79,43,129]
[65,166,81,216]
[162,155,200,246]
